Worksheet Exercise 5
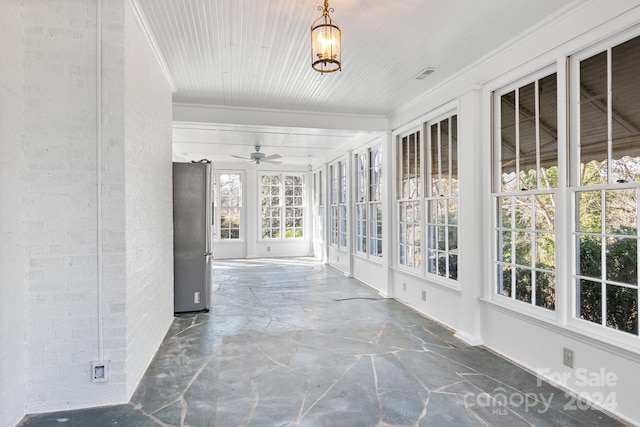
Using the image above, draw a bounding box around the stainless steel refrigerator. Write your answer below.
[173,160,212,313]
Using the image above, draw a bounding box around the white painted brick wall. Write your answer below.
[122,2,174,397]
[12,0,173,416]
[0,1,27,426]
[21,0,130,412]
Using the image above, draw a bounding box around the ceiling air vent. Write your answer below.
[415,68,436,80]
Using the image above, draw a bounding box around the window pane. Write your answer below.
[430,123,439,197]
[500,265,512,297]
[612,36,640,184]
[578,235,602,278]
[437,200,445,224]
[536,271,555,310]
[436,226,445,250]
[514,195,532,229]
[577,190,601,233]
[451,115,458,196]
[519,82,537,190]
[440,118,450,196]
[606,285,638,334]
[605,189,637,235]
[536,232,555,270]
[499,231,512,263]
[499,196,512,228]
[580,50,608,186]
[515,232,532,266]
[501,91,517,192]
[539,73,558,189]
[606,237,637,285]
[428,225,437,250]
[578,279,602,325]
[449,226,458,251]
[516,268,532,303]
[534,194,554,231]
[448,199,458,226]
[448,254,458,280]
[428,200,437,224]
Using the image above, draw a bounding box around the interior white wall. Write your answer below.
[0,1,26,425]
[123,1,175,398]
[0,0,175,421]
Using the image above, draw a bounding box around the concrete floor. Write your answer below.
[19,258,627,426]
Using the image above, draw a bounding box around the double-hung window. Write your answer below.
[426,115,459,280]
[354,147,383,258]
[313,171,324,243]
[329,162,347,248]
[214,172,242,240]
[398,131,421,269]
[369,147,383,257]
[493,70,558,310]
[260,174,304,239]
[355,153,368,253]
[339,162,348,247]
[572,35,640,335]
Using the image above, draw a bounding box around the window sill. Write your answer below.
[481,297,640,362]
[353,252,383,264]
[423,273,461,293]
[390,266,462,295]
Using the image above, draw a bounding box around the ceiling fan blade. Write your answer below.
[262,159,282,165]
[263,154,282,160]
[231,155,252,161]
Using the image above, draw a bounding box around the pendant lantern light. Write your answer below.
[311,0,341,73]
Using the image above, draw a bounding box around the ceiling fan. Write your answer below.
[231,145,282,165]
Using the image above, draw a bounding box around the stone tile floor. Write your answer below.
[19,258,627,426]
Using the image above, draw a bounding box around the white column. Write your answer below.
[381,131,394,298]
[454,88,484,345]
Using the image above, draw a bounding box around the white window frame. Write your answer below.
[425,113,459,281]
[492,66,559,312]
[213,171,243,241]
[354,146,383,260]
[397,129,422,271]
[259,173,305,240]
[339,161,348,248]
[569,33,640,338]
[329,160,348,249]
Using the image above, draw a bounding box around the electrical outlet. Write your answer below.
[563,347,574,368]
[421,290,427,301]
[91,361,109,383]
[402,282,406,292]
[267,246,271,252]
[194,292,200,304]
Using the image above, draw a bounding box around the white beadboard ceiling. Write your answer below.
[135,0,574,164]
